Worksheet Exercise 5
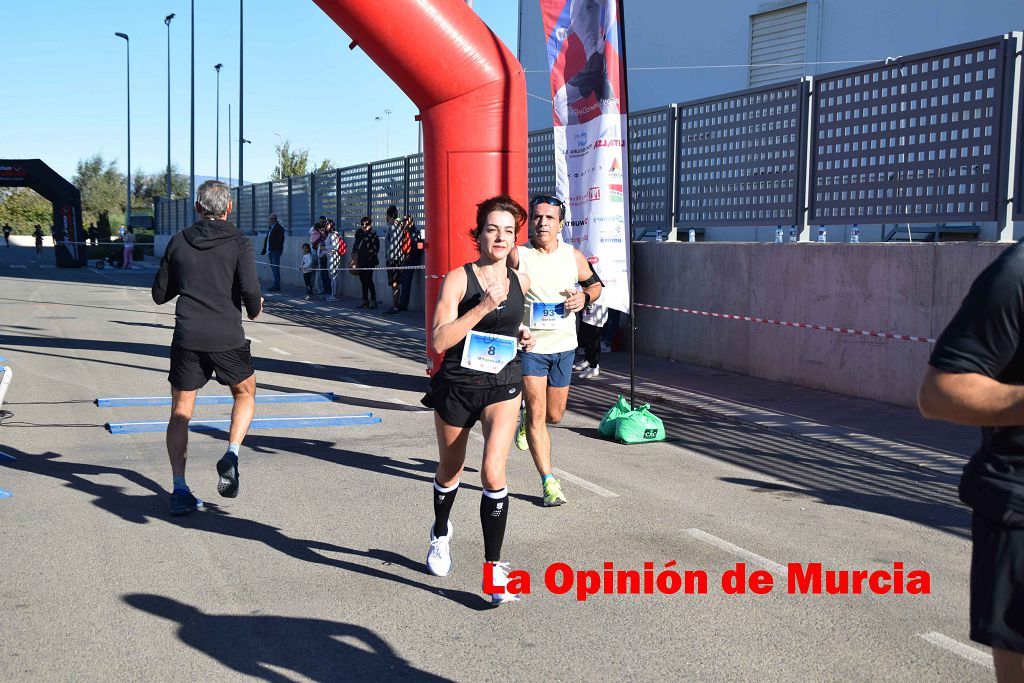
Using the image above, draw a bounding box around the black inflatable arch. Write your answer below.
[0,159,86,267]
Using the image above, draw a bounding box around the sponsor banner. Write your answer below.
[540,0,629,313]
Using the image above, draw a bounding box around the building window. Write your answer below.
[749,2,809,87]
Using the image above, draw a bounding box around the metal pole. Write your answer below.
[115,33,131,228]
[228,104,232,188]
[375,116,382,159]
[165,14,174,201]
[215,64,223,181]
[615,0,636,408]
[189,0,195,221]
[239,0,244,191]
[384,108,391,158]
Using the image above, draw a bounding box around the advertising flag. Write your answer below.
[539,0,629,312]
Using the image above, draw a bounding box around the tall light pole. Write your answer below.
[238,0,244,190]
[374,116,382,160]
[215,63,223,181]
[114,32,131,228]
[189,0,195,220]
[384,108,391,158]
[228,104,233,187]
[164,14,174,201]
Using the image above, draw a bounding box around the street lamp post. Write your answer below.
[164,14,174,201]
[114,32,131,228]
[215,63,223,181]
[228,104,232,188]
[238,0,244,191]
[189,0,195,221]
[374,116,382,160]
[384,108,391,158]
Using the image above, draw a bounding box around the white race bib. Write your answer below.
[460,330,518,374]
[531,301,567,329]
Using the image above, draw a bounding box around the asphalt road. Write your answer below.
[0,245,988,681]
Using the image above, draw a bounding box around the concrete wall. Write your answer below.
[154,232,428,311]
[634,241,1009,406]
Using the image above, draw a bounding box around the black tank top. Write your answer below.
[439,264,524,387]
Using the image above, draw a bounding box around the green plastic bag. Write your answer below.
[599,395,632,438]
[614,403,666,444]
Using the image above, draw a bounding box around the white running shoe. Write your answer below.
[572,359,590,371]
[486,561,521,604]
[579,365,600,379]
[426,521,453,577]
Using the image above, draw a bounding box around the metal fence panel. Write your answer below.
[810,35,1013,225]
[528,129,556,199]
[369,156,407,230]
[253,182,271,230]
[1015,34,1024,221]
[313,170,338,227]
[338,164,369,231]
[628,106,675,228]
[238,186,253,234]
[407,153,426,234]
[228,189,238,227]
[290,175,311,233]
[676,80,807,227]
[270,180,289,230]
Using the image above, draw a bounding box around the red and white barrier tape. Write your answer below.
[635,302,936,343]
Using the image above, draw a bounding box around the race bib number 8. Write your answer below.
[460,330,518,374]
[531,301,566,329]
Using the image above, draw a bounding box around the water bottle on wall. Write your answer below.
[817,226,827,243]
[688,228,696,243]
[775,226,783,243]
[850,225,860,243]
[788,227,797,242]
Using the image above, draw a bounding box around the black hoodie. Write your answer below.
[152,219,262,351]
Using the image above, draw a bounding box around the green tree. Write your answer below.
[0,188,52,234]
[133,164,190,211]
[73,154,125,226]
[271,140,333,180]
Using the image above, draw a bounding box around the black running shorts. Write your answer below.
[421,379,522,429]
[970,513,1024,653]
[168,341,254,391]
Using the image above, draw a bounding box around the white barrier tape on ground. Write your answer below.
[635,303,936,344]
[0,366,12,411]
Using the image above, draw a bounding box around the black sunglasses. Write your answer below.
[530,195,563,207]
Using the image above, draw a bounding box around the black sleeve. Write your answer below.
[151,239,179,304]
[236,237,263,317]
[930,250,1024,379]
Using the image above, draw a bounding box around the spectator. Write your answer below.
[33,224,43,254]
[352,216,379,309]
[261,213,286,291]
[324,220,342,302]
[310,216,329,295]
[299,243,316,300]
[3,223,12,247]
[384,205,407,314]
[575,303,607,379]
[123,226,136,269]
[398,214,422,312]
[88,223,98,246]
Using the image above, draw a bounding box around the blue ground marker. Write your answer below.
[0,356,7,362]
[0,452,16,462]
[106,413,380,434]
[0,488,11,499]
[96,392,339,408]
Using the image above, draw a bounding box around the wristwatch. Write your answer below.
[583,292,592,310]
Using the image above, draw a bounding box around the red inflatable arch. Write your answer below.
[312,0,528,373]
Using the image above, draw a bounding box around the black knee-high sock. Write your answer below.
[480,487,509,562]
[432,479,458,538]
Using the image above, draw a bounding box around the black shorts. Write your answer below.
[970,513,1024,653]
[169,342,254,391]
[421,379,522,428]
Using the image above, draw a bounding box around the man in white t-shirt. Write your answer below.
[509,195,603,506]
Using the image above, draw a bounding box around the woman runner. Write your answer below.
[421,194,534,605]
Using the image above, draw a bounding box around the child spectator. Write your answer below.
[299,243,316,300]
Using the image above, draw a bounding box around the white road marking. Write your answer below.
[247,337,262,343]
[551,467,620,498]
[10,265,26,269]
[685,528,788,577]
[918,632,993,670]
[298,360,325,369]
[269,347,291,356]
[389,397,411,405]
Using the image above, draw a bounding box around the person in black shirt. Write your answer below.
[261,213,286,291]
[2,223,11,247]
[352,216,380,309]
[152,180,263,517]
[420,194,535,605]
[919,242,1024,679]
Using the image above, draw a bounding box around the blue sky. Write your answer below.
[1,1,520,185]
